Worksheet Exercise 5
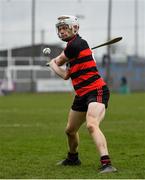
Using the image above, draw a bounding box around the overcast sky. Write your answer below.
[0,0,145,57]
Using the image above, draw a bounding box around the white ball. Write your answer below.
[43,48,51,55]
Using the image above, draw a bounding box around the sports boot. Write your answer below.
[99,164,117,174]
[57,152,81,166]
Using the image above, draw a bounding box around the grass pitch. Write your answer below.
[0,92,145,179]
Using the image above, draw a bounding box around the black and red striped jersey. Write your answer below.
[64,34,106,96]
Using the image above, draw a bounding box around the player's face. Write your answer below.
[57,24,74,41]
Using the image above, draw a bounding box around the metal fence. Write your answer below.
[0,56,145,93]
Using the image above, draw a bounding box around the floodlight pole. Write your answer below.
[134,0,138,59]
[32,0,35,50]
[31,0,36,92]
[106,0,112,86]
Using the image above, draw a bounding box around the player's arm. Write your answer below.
[53,51,69,66]
[48,51,70,80]
[49,60,70,80]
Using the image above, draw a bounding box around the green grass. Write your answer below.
[0,92,145,179]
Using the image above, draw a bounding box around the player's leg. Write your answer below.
[65,109,86,153]
[57,109,86,166]
[86,102,108,155]
[86,102,117,173]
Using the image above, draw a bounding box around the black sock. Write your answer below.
[100,155,111,166]
[68,152,79,160]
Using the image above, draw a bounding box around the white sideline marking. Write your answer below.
[0,123,47,128]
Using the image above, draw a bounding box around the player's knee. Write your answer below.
[65,127,75,136]
[86,122,98,134]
